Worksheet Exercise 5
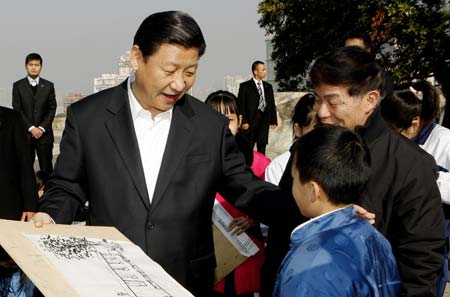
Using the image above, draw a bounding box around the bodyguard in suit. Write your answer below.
[12,53,57,175]
[32,11,277,296]
[237,61,277,154]
[0,107,37,221]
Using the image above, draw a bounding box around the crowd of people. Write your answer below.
[1,9,450,297]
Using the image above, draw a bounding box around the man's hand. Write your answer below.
[354,205,375,225]
[241,123,250,130]
[228,216,257,235]
[31,212,54,227]
[20,212,36,222]
[270,124,277,129]
[31,127,43,139]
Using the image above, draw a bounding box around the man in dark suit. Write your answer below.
[237,61,277,155]
[12,53,57,175]
[32,11,277,297]
[0,107,37,221]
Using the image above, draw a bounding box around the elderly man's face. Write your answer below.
[313,84,370,130]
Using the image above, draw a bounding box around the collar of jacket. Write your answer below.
[354,106,390,145]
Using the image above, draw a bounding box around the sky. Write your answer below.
[0,0,267,108]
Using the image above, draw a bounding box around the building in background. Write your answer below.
[94,51,132,93]
[224,75,247,96]
[63,92,84,114]
[265,38,278,91]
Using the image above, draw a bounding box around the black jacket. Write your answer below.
[356,107,445,297]
[0,107,38,219]
[38,81,277,296]
[12,77,56,144]
[237,79,277,144]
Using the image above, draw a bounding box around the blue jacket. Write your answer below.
[273,206,400,297]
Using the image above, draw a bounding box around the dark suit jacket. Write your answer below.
[12,77,57,144]
[38,80,276,294]
[237,79,277,144]
[0,107,38,220]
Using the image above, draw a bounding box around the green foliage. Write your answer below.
[258,0,450,91]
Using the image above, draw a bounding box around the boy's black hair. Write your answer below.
[293,125,371,205]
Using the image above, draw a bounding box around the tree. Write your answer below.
[258,0,450,91]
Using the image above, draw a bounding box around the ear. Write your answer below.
[364,90,380,113]
[310,181,321,203]
[130,45,142,71]
[409,116,422,134]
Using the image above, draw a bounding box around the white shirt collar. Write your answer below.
[291,205,353,235]
[253,77,262,85]
[127,71,173,121]
[27,76,40,85]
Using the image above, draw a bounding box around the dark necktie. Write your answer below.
[257,81,266,112]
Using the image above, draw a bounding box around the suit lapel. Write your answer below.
[105,81,150,210]
[34,78,45,98]
[150,96,194,213]
[21,78,34,98]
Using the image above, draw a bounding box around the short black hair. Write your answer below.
[25,53,42,65]
[251,60,264,73]
[292,93,315,127]
[133,11,206,60]
[310,47,384,97]
[381,80,440,130]
[344,30,372,50]
[205,90,239,115]
[293,125,371,205]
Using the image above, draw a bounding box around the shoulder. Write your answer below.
[378,128,435,166]
[263,81,273,88]
[240,79,253,88]
[13,78,26,87]
[0,106,19,119]
[184,94,228,125]
[40,78,54,86]
[70,84,123,113]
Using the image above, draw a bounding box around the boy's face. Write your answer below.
[291,161,314,218]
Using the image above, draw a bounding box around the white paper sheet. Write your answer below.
[25,234,193,297]
[212,200,259,257]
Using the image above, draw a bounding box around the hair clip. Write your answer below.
[409,86,423,100]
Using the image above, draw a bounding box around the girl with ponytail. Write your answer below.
[381,80,450,297]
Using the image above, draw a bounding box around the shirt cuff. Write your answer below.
[38,126,45,133]
[28,125,36,132]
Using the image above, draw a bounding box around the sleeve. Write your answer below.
[38,106,87,223]
[392,155,445,296]
[12,83,33,129]
[237,83,248,125]
[39,82,57,131]
[437,171,450,205]
[13,112,38,211]
[268,85,278,125]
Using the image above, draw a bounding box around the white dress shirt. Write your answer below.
[128,75,172,203]
[253,77,265,99]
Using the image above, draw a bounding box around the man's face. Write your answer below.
[314,84,369,130]
[26,60,42,78]
[253,64,266,80]
[131,43,199,117]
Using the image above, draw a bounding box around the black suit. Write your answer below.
[0,107,38,220]
[12,77,56,174]
[237,79,277,154]
[38,81,276,296]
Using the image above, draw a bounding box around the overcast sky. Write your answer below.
[0,0,267,106]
